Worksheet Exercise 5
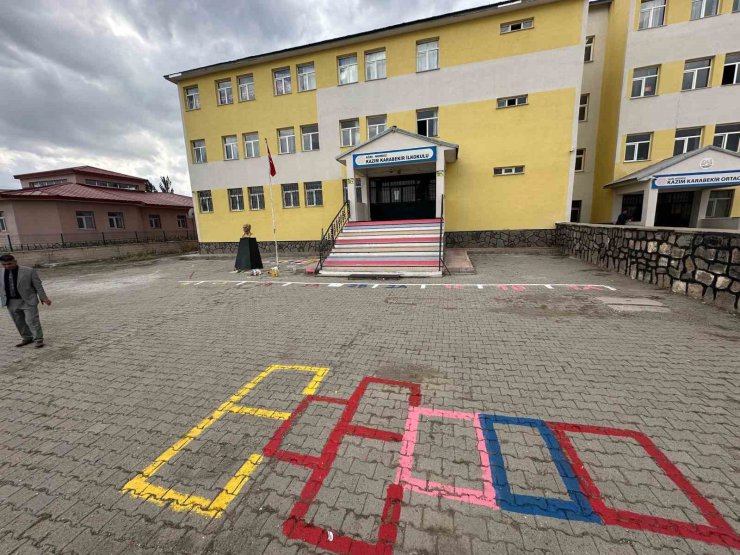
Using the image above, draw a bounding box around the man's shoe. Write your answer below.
[34,340,44,349]
[15,339,33,347]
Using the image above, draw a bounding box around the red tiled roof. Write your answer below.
[13,165,148,183]
[0,183,193,208]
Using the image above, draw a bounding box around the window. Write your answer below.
[722,52,740,86]
[578,94,589,122]
[365,50,386,80]
[177,214,187,228]
[584,36,594,62]
[278,127,296,154]
[273,68,292,95]
[198,190,213,213]
[228,188,244,211]
[625,133,652,161]
[301,124,320,151]
[84,179,137,190]
[244,132,260,158]
[706,190,734,218]
[282,183,299,208]
[691,0,719,19]
[631,66,659,97]
[0,212,5,232]
[249,186,265,210]
[192,139,207,164]
[493,166,525,175]
[216,79,233,105]
[223,135,239,160]
[297,63,316,91]
[29,178,66,187]
[570,200,582,223]
[238,74,255,101]
[304,182,323,207]
[417,108,438,137]
[501,19,534,33]
[575,149,586,172]
[338,55,358,85]
[497,94,528,108]
[76,211,95,229]
[673,127,703,155]
[343,179,362,203]
[108,212,124,229]
[367,115,387,139]
[621,193,644,221]
[149,214,161,229]
[340,119,360,147]
[639,0,666,29]
[735,0,740,11]
[713,123,740,152]
[416,40,439,72]
[184,86,200,110]
[682,58,712,91]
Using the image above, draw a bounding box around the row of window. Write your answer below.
[184,18,537,110]
[639,0,740,30]
[197,182,326,213]
[617,189,734,223]
[28,178,66,188]
[73,211,189,230]
[624,122,740,162]
[630,53,740,99]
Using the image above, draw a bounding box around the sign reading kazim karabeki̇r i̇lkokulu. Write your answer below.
[353,147,436,169]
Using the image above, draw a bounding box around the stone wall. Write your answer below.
[445,229,554,248]
[200,241,321,255]
[556,223,740,312]
[11,240,198,267]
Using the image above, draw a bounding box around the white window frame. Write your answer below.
[575,149,586,172]
[631,66,659,97]
[691,0,719,19]
[223,135,239,161]
[338,55,358,85]
[282,183,299,208]
[304,182,323,207]
[301,124,320,151]
[273,67,292,95]
[192,140,207,164]
[228,188,244,211]
[682,58,712,91]
[673,127,703,155]
[706,190,734,218]
[343,179,362,204]
[713,123,740,152]
[297,63,316,92]
[198,190,213,213]
[216,79,233,105]
[367,115,387,139]
[184,86,200,110]
[340,119,360,147]
[416,40,439,72]
[578,94,589,122]
[249,186,265,210]
[0,212,6,232]
[278,127,296,154]
[584,36,594,63]
[243,132,260,158]
[108,212,125,229]
[497,95,528,109]
[149,214,162,229]
[238,74,255,101]
[501,18,534,34]
[177,214,187,229]
[639,0,666,29]
[722,52,740,86]
[417,108,438,137]
[493,166,525,176]
[625,133,652,162]
[76,211,96,230]
[365,50,386,81]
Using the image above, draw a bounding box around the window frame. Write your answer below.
[107,211,125,229]
[148,214,162,229]
[621,193,644,222]
[301,124,320,151]
[570,200,582,223]
[584,36,595,63]
[682,58,712,91]
[690,0,719,20]
[76,211,96,230]
[192,139,207,164]
[273,67,292,96]
[625,133,653,162]
[297,63,316,92]
[638,0,666,30]
[198,190,213,213]
[367,115,387,139]
[343,179,362,204]
[578,94,589,122]
[177,214,188,229]
[673,127,703,156]
[238,74,255,101]
[278,127,296,154]
[497,94,528,109]
[417,108,438,137]
[304,181,323,207]
[722,52,740,86]
[184,86,200,110]
[493,166,525,176]
[340,118,360,147]
[706,189,734,218]
[228,188,245,211]
[713,123,740,152]
[243,132,260,158]
[223,135,239,161]
[248,186,266,211]
[631,66,660,98]
[575,148,586,172]
[0,211,6,232]
[216,79,233,105]
[365,49,387,81]
[338,54,358,85]
[500,18,534,34]
[416,39,439,73]
[281,183,300,209]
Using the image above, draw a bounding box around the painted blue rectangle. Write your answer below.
[479,413,601,523]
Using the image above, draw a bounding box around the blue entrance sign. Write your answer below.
[353,146,436,168]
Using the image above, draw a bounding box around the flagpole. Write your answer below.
[265,139,279,268]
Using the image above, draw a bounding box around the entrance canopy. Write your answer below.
[605,146,740,229]
[336,127,458,221]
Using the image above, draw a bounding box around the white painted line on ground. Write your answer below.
[180,280,618,291]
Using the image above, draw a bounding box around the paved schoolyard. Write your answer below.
[0,252,738,555]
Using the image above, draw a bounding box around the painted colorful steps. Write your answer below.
[319,218,444,277]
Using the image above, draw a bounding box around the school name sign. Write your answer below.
[652,170,740,189]
[353,147,436,168]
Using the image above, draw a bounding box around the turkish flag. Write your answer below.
[266,141,276,177]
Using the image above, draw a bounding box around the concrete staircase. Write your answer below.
[319,219,444,277]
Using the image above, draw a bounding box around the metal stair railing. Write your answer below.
[316,201,350,273]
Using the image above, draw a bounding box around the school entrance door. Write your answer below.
[369,174,436,221]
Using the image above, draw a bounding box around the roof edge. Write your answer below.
[335,126,459,161]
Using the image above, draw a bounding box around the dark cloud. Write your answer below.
[0,0,487,194]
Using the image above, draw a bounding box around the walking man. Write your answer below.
[1,254,51,348]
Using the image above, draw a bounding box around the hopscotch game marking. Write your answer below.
[122,365,739,552]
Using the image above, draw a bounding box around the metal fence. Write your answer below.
[1,229,198,252]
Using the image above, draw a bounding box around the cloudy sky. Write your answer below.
[0,0,491,195]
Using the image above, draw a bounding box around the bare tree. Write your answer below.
[158,176,174,193]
